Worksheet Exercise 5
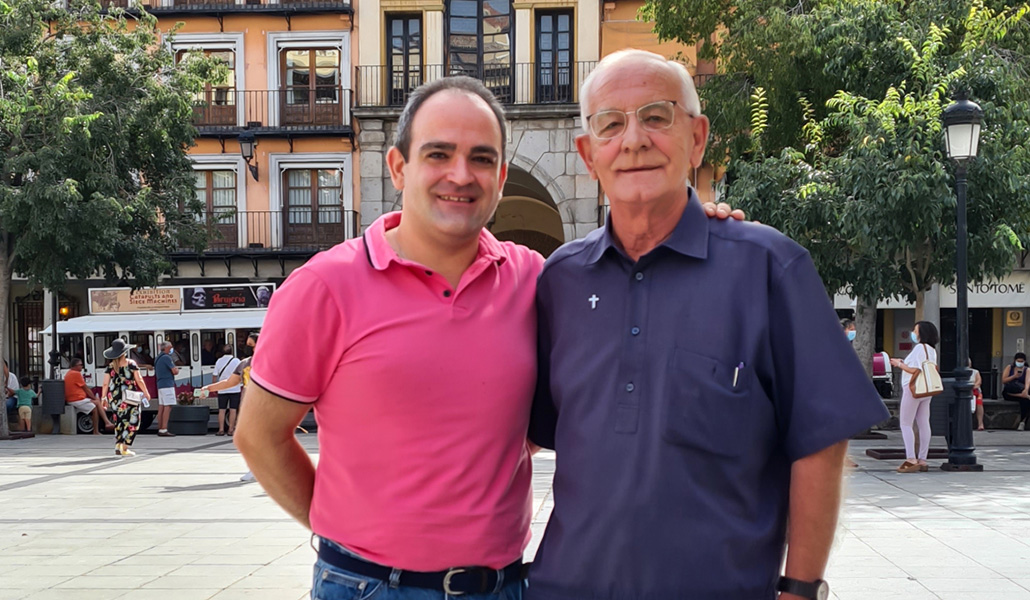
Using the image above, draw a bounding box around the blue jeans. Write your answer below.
[4,396,15,413]
[311,539,523,600]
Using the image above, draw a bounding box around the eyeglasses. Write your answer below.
[586,100,692,139]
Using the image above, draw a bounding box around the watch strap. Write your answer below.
[777,576,825,599]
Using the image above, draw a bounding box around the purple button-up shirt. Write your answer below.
[528,190,888,600]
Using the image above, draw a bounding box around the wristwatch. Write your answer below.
[777,576,829,600]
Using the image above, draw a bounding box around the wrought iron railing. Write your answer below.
[183,209,359,252]
[355,62,597,108]
[99,0,351,10]
[191,87,352,131]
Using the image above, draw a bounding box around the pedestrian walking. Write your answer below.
[101,339,152,457]
[890,321,940,473]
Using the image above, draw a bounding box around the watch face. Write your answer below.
[816,581,830,600]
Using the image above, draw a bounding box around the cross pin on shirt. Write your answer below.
[589,294,599,309]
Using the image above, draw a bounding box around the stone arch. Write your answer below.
[492,165,565,257]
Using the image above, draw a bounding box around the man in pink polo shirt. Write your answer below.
[235,76,741,600]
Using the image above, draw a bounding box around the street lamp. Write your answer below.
[238,131,259,181]
[941,93,984,472]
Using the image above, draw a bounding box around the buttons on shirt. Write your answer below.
[443,290,452,298]
[625,382,635,392]
[634,272,644,281]
[630,327,640,336]
[425,270,433,276]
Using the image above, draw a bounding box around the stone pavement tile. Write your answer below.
[0,590,26,600]
[190,551,293,566]
[114,589,219,600]
[229,575,309,589]
[919,577,1030,594]
[20,588,123,600]
[830,577,938,599]
[208,589,307,600]
[936,593,1030,600]
[170,564,260,579]
[5,564,96,578]
[87,563,181,578]
[51,574,159,589]
[140,574,247,589]
[901,565,1008,580]
[0,576,73,591]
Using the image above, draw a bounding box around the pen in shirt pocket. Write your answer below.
[733,362,744,389]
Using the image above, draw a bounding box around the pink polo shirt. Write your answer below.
[250,212,543,571]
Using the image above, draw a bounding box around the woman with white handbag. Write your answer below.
[890,321,940,473]
[101,339,153,457]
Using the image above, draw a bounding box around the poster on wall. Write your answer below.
[183,284,276,311]
[89,288,182,314]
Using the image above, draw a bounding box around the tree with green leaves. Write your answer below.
[642,0,1030,373]
[0,0,218,438]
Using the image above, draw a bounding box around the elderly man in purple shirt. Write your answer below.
[528,49,888,600]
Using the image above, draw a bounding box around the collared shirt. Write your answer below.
[250,212,543,571]
[154,353,176,389]
[528,190,889,600]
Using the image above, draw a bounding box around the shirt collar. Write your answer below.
[363,212,509,271]
[585,187,710,264]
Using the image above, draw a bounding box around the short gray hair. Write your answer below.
[579,49,701,133]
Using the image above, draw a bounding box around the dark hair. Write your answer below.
[69,357,83,369]
[1015,352,1027,362]
[393,76,507,161]
[222,344,234,355]
[248,332,259,343]
[19,376,31,388]
[914,321,939,347]
[841,318,855,329]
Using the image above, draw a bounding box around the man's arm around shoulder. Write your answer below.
[781,439,848,599]
[234,384,316,529]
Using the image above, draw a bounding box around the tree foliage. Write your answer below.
[641,0,1030,306]
[0,0,218,436]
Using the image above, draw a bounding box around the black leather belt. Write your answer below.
[317,539,525,596]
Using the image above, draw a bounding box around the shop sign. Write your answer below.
[182,284,275,311]
[89,288,182,314]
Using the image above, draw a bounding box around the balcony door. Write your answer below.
[194,170,238,249]
[281,49,342,126]
[447,0,512,102]
[535,11,572,103]
[177,49,236,126]
[387,15,423,106]
[283,169,344,248]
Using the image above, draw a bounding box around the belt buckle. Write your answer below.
[443,568,467,596]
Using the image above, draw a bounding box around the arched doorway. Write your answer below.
[491,167,564,257]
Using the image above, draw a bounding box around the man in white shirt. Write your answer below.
[212,345,241,436]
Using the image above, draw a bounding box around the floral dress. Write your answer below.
[108,362,142,447]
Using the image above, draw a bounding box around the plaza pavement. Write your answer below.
[2,429,1030,599]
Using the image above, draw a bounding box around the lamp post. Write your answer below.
[941,93,984,472]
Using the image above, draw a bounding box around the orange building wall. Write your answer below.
[163,13,357,215]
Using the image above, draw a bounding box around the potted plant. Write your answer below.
[168,390,210,435]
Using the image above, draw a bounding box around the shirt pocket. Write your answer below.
[662,348,753,458]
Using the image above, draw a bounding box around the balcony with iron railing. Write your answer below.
[190,87,352,136]
[355,62,597,110]
[177,209,360,254]
[98,0,351,15]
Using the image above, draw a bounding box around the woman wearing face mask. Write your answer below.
[889,321,939,473]
[1001,352,1030,431]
